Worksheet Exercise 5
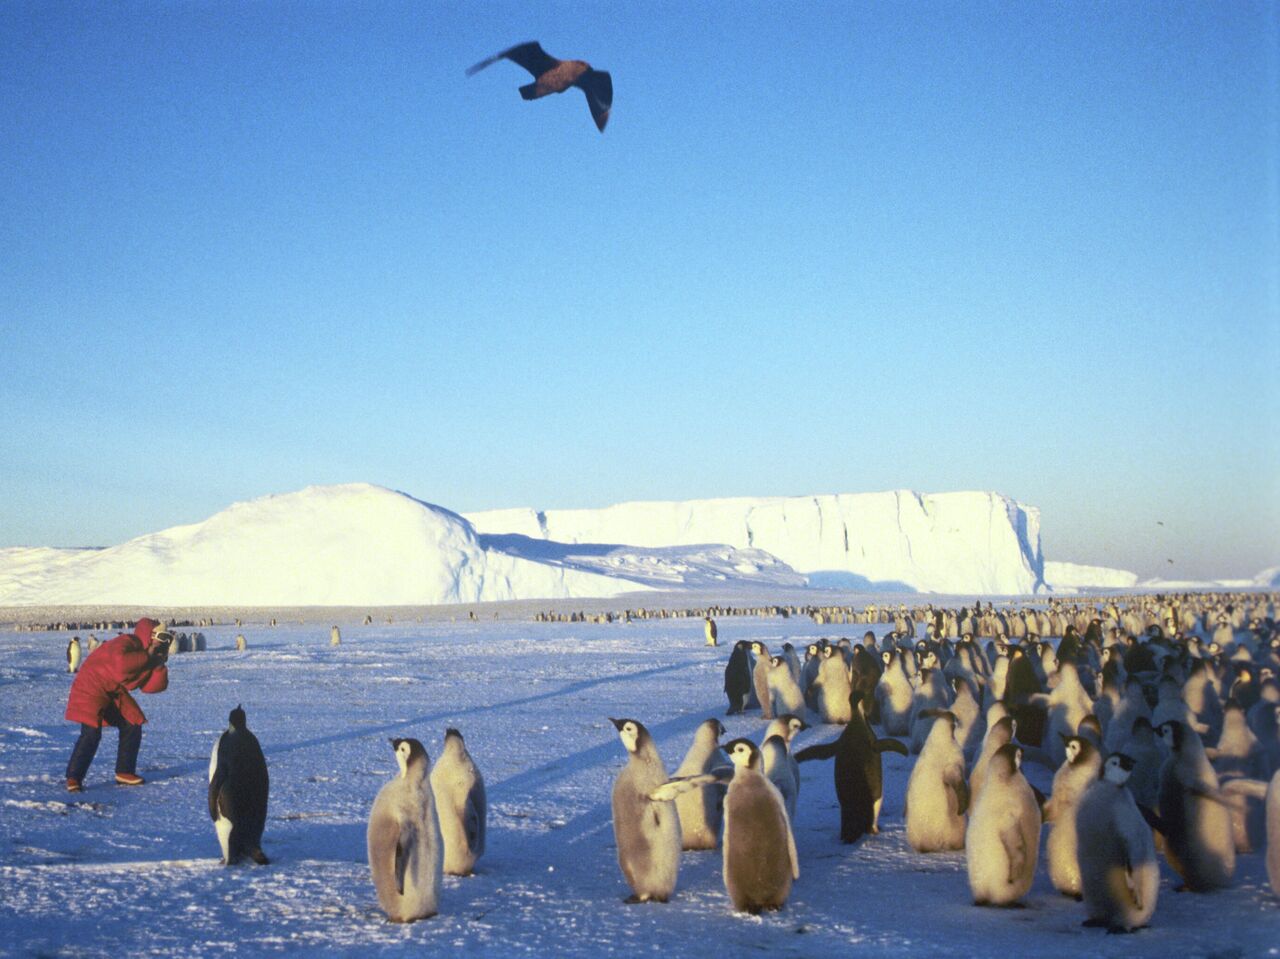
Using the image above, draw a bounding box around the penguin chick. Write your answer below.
[767,655,810,724]
[966,743,1041,906]
[368,738,443,922]
[1044,735,1102,898]
[761,734,798,821]
[610,718,681,902]
[1152,720,1235,891]
[722,738,799,913]
[672,718,727,850]
[904,710,968,852]
[1077,753,1159,933]
[208,705,270,866]
[429,728,486,876]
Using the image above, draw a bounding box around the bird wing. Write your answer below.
[208,736,226,821]
[466,41,558,78]
[574,69,612,132]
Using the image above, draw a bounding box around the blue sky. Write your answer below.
[2,0,1277,581]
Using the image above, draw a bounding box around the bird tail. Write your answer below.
[519,82,543,100]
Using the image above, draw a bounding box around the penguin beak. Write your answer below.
[608,718,626,731]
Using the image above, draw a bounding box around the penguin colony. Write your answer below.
[45,591,1280,925]
[671,591,1278,924]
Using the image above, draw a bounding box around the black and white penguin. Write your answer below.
[1076,753,1160,932]
[1044,735,1102,898]
[66,637,82,674]
[721,738,799,913]
[368,738,443,922]
[1152,720,1235,891]
[704,617,718,647]
[724,641,754,715]
[671,718,727,850]
[904,710,968,852]
[207,705,270,866]
[795,691,907,843]
[330,625,341,647]
[429,728,486,876]
[610,718,681,902]
[965,743,1041,907]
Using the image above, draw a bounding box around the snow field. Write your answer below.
[1,617,1277,957]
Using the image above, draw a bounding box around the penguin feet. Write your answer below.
[250,848,270,865]
[1081,918,1108,928]
[623,894,646,904]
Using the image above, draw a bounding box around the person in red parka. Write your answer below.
[64,617,173,791]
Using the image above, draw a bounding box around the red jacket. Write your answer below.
[65,618,169,727]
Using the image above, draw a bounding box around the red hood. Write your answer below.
[134,618,158,648]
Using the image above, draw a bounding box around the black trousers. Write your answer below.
[66,702,141,781]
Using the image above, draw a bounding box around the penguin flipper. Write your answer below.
[1136,803,1167,836]
[794,741,839,763]
[999,824,1028,885]
[394,831,410,896]
[648,771,724,802]
[208,741,227,822]
[952,775,970,816]
[874,738,909,756]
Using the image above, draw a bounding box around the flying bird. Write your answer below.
[466,41,612,132]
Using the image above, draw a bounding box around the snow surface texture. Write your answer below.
[468,490,1047,595]
[2,617,1277,958]
[0,485,804,606]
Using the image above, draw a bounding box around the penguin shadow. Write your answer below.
[275,818,367,864]
[148,659,703,784]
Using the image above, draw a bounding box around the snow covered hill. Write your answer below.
[0,485,803,607]
[1043,561,1139,592]
[468,490,1045,595]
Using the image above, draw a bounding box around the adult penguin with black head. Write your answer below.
[795,689,907,843]
[1003,645,1047,747]
[724,640,754,715]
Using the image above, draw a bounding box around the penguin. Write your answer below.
[235,633,247,651]
[1209,699,1268,781]
[721,738,799,913]
[368,738,443,922]
[801,643,823,709]
[766,656,810,724]
[671,718,727,850]
[724,641,754,715]
[965,743,1041,907]
[908,667,953,754]
[86,634,100,653]
[1267,768,1280,897]
[610,718,681,902]
[1076,753,1160,932]
[814,644,853,724]
[704,617,718,646]
[1152,720,1235,891]
[750,641,774,719]
[1043,735,1102,898]
[1003,646,1047,747]
[429,728,486,876]
[950,675,986,760]
[1037,660,1095,768]
[875,648,914,736]
[330,625,341,647]
[762,714,808,807]
[207,705,270,866]
[761,734,799,821]
[904,710,968,852]
[795,690,907,843]
[780,642,803,684]
[969,714,1016,810]
[66,637,81,674]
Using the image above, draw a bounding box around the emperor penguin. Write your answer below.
[762,714,808,806]
[965,743,1041,906]
[86,634,100,653]
[368,738,443,922]
[761,734,798,821]
[1076,753,1160,932]
[671,718,727,850]
[330,625,341,647]
[795,690,907,843]
[610,718,681,902]
[721,738,799,913]
[904,710,969,852]
[766,656,810,724]
[815,644,853,724]
[208,705,270,866]
[724,641,755,715]
[1266,769,1280,896]
[1153,720,1235,890]
[235,633,247,651]
[429,728,486,876]
[1209,699,1268,781]
[66,637,82,674]
[750,641,774,719]
[1039,660,1095,768]
[950,676,986,760]
[908,668,953,754]
[969,715,1017,810]
[1043,735,1102,898]
[704,616,718,646]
